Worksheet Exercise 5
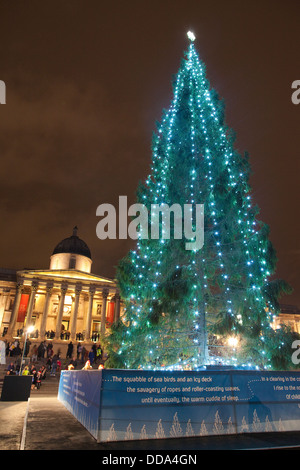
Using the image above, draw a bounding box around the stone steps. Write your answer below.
[0,356,102,398]
[30,375,60,396]
[0,357,60,397]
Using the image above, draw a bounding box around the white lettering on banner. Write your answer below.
[107,373,300,406]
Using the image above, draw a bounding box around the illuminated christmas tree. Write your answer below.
[105,32,297,370]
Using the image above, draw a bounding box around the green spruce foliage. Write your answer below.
[105,37,297,370]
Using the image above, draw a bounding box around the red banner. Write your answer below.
[17,294,29,322]
[106,301,115,325]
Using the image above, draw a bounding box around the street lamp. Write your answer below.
[19,325,35,375]
[227,336,239,348]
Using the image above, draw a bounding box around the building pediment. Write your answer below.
[17,269,116,291]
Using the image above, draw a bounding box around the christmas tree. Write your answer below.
[105,32,297,371]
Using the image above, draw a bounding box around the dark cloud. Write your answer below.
[0,0,299,306]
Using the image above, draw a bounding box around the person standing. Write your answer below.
[77,343,82,360]
[81,345,86,363]
[50,354,58,376]
[66,341,73,359]
[88,348,95,365]
[31,344,38,362]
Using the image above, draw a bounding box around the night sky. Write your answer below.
[0,1,299,306]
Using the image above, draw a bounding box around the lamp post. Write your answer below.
[227,336,239,348]
[19,325,34,375]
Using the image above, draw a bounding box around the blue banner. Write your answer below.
[58,369,102,439]
[58,369,300,442]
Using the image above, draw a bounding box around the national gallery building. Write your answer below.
[0,227,122,353]
[0,226,299,357]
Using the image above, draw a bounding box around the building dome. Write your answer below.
[52,226,91,259]
[50,227,92,273]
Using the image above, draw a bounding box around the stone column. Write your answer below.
[85,286,95,341]
[70,283,82,340]
[100,288,109,335]
[7,281,24,337]
[39,282,53,338]
[114,293,121,323]
[25,281,39,327]
[82,294,89,339]
[0,288,10,333]
[55,283,68,339]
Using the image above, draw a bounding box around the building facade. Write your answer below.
[0,226,298,358]
[271,304,300,334]
[0,227,122,354]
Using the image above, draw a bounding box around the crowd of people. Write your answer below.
[3,339,106,391]
[6,361,48,390]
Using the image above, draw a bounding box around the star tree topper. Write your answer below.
[187,31,196,42]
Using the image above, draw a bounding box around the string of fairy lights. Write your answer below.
[116,32,277,370]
